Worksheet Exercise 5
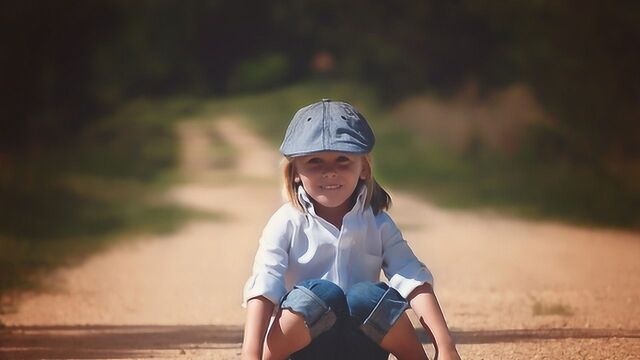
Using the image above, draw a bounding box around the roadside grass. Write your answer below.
[0,97,221,301]
[374,123,640,228]
[3,80,636,309]
[200,80,382,145]
[203,80,640,229]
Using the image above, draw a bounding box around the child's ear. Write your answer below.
[294,175,301,184]
[360,161,370,180]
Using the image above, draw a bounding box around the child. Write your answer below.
[242,99,460,360]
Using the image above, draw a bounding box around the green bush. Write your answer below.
[227,53,291,93]
[0,96,214,297]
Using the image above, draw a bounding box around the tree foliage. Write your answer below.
[2,0,638,163]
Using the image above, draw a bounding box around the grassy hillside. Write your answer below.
[0,97,217,302]
[205,80,640,229]
[2,80,637,307]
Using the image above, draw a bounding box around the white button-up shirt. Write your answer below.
[243,185,433,306]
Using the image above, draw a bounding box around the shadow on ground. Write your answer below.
[0,325,242,359]
[424,328,640,344]
[1,325,639,359]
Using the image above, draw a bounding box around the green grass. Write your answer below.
[374,123,640,228]
[0,96,221,300]
[200,80,381,144]
[3,79,637,308]
[0,177,217,298]
[72,96,204,182]
[202,80,640,229]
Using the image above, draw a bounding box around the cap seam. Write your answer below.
[280,107,308,153]
[322,100,327,151]
[280,100,375,157]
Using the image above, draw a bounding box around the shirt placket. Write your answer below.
[336,213,355,288]
[335,224,343,286]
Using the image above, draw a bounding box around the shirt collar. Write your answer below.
[297,183,368,216]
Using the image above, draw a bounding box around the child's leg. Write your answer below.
[379,313,427,359]
[347,282,428,360]
[263,309,311,360]
[264,279,348,360]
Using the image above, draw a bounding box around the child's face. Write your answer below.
[293,152,368,210]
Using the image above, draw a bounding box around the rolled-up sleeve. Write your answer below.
[243,207,293,306]
[378,213,434,299]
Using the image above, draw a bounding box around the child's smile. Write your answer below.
[294,151,368,214]
[245,100,455,359]
[320,184,342,190]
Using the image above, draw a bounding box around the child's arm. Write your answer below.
[241,296,275,360]
[408,283,461,360]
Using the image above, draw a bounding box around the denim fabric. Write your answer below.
[348,282,410,344]
[280,279,409,360]
[280,281,345,339]
[279,99,375,157]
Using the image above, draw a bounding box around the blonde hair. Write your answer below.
[281,154,392,215]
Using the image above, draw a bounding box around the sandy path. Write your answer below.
[1,116,639,359]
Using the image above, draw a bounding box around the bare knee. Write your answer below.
[379,313,427,360]
[264,280,346,359]
[263,309,311,360]
[347,282,426,360]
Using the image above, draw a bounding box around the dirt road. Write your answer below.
[1,116,639,359]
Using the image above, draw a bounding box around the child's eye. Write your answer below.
[307,158,322,164]
[336,156,350,162]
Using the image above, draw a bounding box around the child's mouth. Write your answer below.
[321,184,342,190]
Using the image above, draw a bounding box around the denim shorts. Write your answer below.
[279,279,409,360]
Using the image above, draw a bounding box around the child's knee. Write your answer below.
[346,282,409,344]
[280,279,347,339]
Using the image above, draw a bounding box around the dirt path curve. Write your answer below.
[2,116,640,359]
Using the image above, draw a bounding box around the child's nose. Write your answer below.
[322,166,337,178]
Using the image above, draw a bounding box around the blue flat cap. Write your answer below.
[280,99,375,157]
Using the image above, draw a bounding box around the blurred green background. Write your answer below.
[1,1,639,297]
